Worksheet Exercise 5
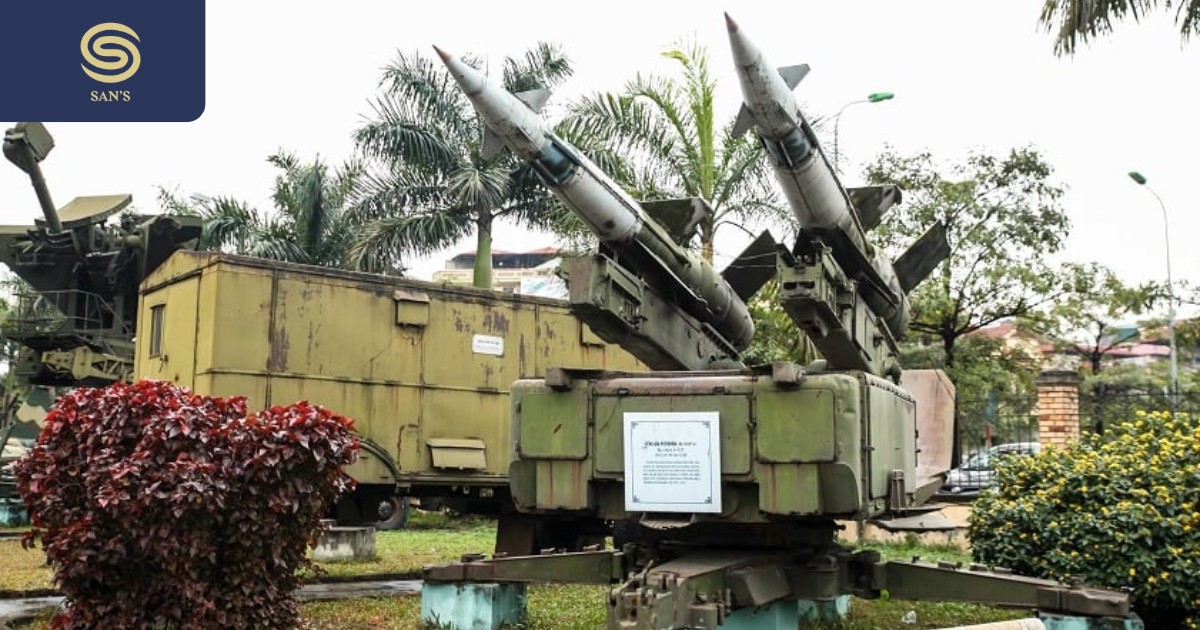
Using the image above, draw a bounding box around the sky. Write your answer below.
[1,0,1197,318]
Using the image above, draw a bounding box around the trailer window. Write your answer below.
[149,304,166,357]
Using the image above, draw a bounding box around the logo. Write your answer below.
[80,22,141,84]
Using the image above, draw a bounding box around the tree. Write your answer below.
[865,147,1072,368]
[558,40,784,262]
[1040,0,1200,55]
[1048,265,1162,374]
[164,152,368,270]
[352,44,575,287]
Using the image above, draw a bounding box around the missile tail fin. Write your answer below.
[480,128,507,160]
[722,230,779,301]
[848,185,903,231]
[514,88,551,113]
[894,222,950,293]
[642,197,711,247]
[777,64,810,90]
[732,105,757,138]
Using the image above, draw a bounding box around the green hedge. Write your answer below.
[969,410,1200,628]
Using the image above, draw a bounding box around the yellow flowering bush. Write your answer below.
[970,411,1199,628]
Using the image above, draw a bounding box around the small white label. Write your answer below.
[624,411,721,513]
[472,334,504,356]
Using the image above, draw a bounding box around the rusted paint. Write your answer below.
[269,326,290,372]
[518,334,527,377]
[483,309,510,334]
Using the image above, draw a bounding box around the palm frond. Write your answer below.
[347,212,473,272]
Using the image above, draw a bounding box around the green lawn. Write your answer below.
[7,513,1033,629]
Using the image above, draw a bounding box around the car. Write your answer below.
[939,441,1041,496]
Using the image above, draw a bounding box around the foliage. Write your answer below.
[970,410,1200,627]
[740,279,818,366]
[865,147,1072,368]
[159,151,370,270]
[901,333,1040,405]
[1040,0,1200,55]
[1047,264,1162,374]
[558,39,784,261]
[352,44,576,286]
[13,380,358,629]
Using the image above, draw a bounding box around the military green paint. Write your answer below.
[516,388,589,460]
[755,389,835,463]
[592,394,752,476]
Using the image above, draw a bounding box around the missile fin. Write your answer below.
[514,88,551,113]
[848,185,903,231]
[480,128,507,160]
[732,105,757,138]
[641,197,711,247]
[722,230,779,302]
[894,222,950,294]
[777,64,811,90]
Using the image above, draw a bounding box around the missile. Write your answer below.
[724,14,917,337]
[435,47,755,351]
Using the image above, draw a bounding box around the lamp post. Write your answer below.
[831,92,894,173]
[1128,171,1178,406]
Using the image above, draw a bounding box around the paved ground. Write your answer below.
[0,579,423,626]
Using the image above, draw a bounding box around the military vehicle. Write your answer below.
[0,123,202,522]
[134,250,643,537]
[419,17,1138,629]
[0,122,203,389]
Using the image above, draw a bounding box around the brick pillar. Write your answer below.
[1036,370,1081,449]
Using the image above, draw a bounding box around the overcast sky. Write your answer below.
[1,0,1196,316]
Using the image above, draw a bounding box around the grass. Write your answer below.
[5,514,1029,629]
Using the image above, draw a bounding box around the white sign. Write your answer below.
[471,334,504,356]
[623,411,721,513]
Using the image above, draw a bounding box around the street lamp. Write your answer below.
[831,92,894,173]
[1128,170,1178,406]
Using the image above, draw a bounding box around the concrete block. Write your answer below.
[797,595,851,624]
[1039,614,1144,630]
[421,582,527,630]
[718,600,797,629]
[313,526,376,562]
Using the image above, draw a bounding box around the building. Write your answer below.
[431,248,567,297]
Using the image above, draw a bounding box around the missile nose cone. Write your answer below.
[433,45,484,95]
[725,14,758,67]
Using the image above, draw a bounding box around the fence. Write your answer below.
[942,370,1199,498]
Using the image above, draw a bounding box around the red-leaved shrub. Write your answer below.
[13,380,359,629]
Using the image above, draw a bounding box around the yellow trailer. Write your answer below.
[135,251,642,534]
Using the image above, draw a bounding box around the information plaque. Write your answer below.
[623,411,721,513]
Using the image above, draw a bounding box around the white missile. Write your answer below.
[435,46,755,351]
[724,15,912,337]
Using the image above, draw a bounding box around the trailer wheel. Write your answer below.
[376,495,410,530]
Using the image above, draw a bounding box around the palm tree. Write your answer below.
[351,44,575,287]
[177,151,368,270]
[1040,0,1200,54]
[557,40,783,262]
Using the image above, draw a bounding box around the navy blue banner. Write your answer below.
[0,0,205,122]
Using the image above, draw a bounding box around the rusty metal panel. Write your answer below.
[757,462,822,514]
[428,438,487,470]
[394,289,430,327]
[421,388,507,476]
[135,252,644,494]
[592,394,751,476]
[134,272,200,387]
[205,263,274,374]
[534,460,589,510]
